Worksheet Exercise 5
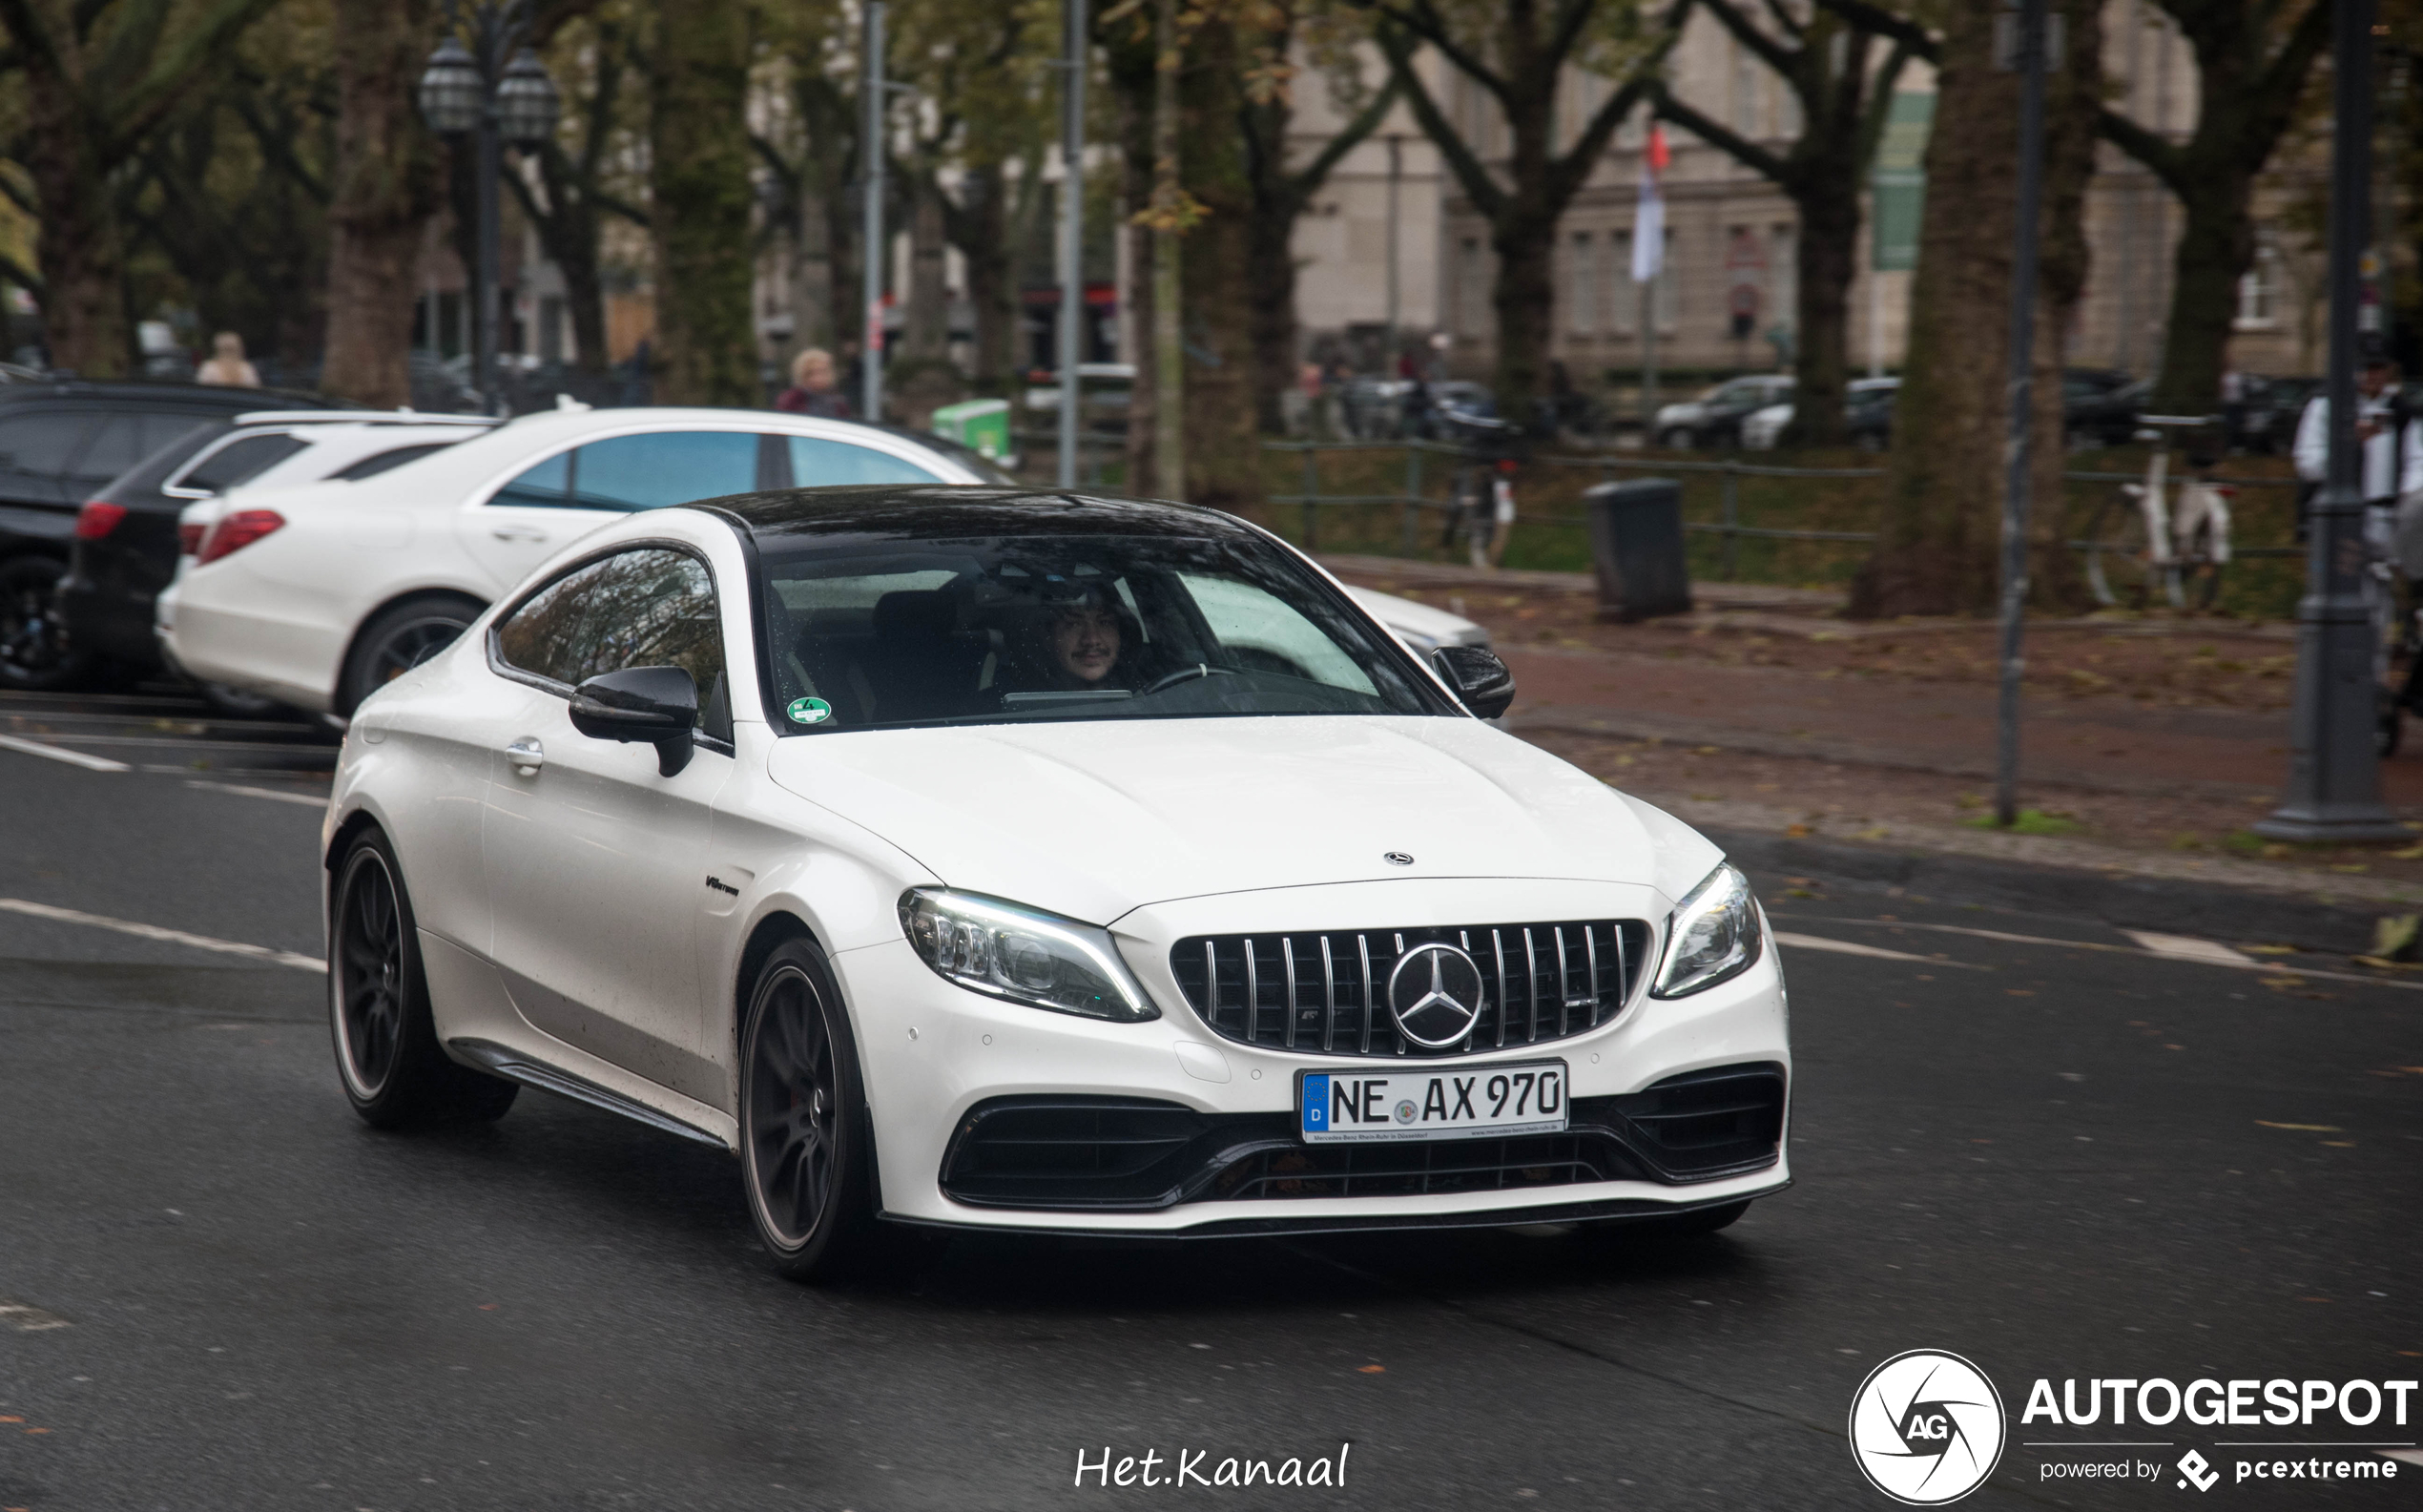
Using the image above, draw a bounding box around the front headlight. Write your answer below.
[900,888,1158,1022]
[1650,862,1763,998]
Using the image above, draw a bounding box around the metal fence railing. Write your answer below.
[1259,439,2306,578]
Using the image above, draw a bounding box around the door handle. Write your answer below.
[505,736,544,774]
[491,523,550,543]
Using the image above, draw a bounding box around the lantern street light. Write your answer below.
[417,2,560,415]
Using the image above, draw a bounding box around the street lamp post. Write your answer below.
[2255,0,2408,843]
[417,2,561,417]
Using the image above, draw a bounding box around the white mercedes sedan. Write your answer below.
[323,486,1789,1280]
[158,405,1484,720]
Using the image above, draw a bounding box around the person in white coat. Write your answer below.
[2293,352,2423,570]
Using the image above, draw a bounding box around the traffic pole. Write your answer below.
[2255,0,2409,843]
[1991,0,2049,827]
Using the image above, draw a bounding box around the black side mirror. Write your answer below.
[569,665,697,776]
[1431,645,1516,720]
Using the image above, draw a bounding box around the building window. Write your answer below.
[2236,232,2282,330]
[1568,233,1598,336]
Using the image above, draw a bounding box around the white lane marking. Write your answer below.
[0,898,322,972]
[2122,930,2256,966]
[186,779,326,809]
[1771,915,2423,993]
[0,733,130,772]
[1773,932,1986,968]
[0,1299,71,1331]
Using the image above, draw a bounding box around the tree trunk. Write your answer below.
[1788,182,1858,447]
[1490,199,1557,423]
[906,175,949,360]
[2150,172,2254,414]
[791,185,834,352]
[647,0,756,405]
[24,78,132,377]
[956,162,1016,393]
[1178,15,1262,514]
[321,0,442,406]
[1247,157,1298,437]
[1850,0,2100,617]
[1104,19,1157,490]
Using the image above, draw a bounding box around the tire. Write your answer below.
[200,681,284,717]
[738,937,885,1282]
[329,829,518,1128]
[0,552,94,692]
[337,593,485,716]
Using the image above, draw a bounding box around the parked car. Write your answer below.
[2239,375,2313,455]
[0,379,338,689]
[320,483,1788,1278]
[1739,378,1900,452]
[1652,375,1795,449]
[60,411,495,694]
[2062,370,2146,449]
[159,405,1481,718]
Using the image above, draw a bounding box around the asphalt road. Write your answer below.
[2,712,2419,1512]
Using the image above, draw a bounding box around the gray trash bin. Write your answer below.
[1584,478,1693,622]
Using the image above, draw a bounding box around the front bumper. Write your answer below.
[834,878,1791,1234]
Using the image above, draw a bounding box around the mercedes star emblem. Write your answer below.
[1383,851,1415,865]
[1385,942,1486,1048]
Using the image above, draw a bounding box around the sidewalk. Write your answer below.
[1324,554,2423,944]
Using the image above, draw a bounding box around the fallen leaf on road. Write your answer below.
[2243,944,2298,955]
[2255,1121,2343,1131]
[1357,1365,1386,1374]
[1785,823,1811,838]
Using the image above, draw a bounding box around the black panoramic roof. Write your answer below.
[707,486,1252,545]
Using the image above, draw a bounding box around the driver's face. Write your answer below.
[1051,604,1121,683]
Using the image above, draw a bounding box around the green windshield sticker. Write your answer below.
[786,696,833,725]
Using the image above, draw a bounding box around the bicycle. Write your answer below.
[2083,415,2234,611]
[1434,411,1522,569]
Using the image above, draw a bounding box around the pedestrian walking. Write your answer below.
[774,347,855,420]
[2293,347,2423,565]
[195,332,260,387]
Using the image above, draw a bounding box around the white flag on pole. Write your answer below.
[1632,124,1669,284]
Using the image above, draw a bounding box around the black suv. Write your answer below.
[0,380,337,689]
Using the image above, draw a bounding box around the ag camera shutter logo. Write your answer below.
[1847,1350,2006,1504]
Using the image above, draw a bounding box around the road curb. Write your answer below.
[1712,825,2397,955]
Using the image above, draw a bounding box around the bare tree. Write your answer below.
[322,0,445,405]
[1649,0,1913,445]
[1361,0,1681,429]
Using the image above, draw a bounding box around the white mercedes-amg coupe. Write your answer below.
[322,485,1789,1279]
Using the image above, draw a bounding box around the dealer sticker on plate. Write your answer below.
[1297,1061,1567,1144]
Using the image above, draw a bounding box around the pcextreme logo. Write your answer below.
[1848,1350,2009,1505]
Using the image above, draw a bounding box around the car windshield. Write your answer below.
[755,529,1454,732]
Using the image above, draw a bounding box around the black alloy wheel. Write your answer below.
[0,553,93,691]
[739,938,882,1281]
[329,830,518,1127]
[338,593,484,715]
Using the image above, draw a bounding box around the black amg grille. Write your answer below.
[1209,1121,1647,1200]
[937,1065,1785,1212]
[1169,921,1651,1057]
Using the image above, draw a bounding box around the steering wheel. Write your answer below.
[1143,662,1237,696]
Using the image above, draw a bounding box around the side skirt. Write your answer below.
[448,1037,733,1151]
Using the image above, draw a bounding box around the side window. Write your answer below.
[176,433,310,493]
[570,431,759,510]
[1178,573,1377,695]
[331,442,453,482]
[493,449,570,507]
[0,413,95,477]
[786,435,943,487]
[494,547,728,712]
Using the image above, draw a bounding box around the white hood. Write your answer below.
[765,715,1688,925]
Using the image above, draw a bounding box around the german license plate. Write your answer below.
[1297,1061,1568,1144]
